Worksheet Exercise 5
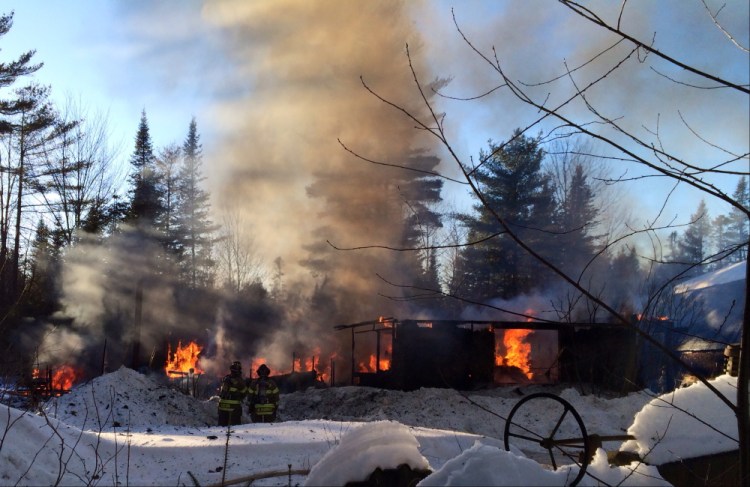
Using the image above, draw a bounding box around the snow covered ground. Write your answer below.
[0,366,739,486]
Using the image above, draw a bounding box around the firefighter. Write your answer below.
[247,363,280,423]
[218,361,247,426]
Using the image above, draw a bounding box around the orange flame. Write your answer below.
[52,365,80,390]
[634,314,671,321]
[357,342,392,372]
[250,357,268,376]
[249,354,333,383]
[165,341,204,376]
[495,329,534,379]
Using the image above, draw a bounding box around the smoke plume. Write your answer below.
[199,0,444,375]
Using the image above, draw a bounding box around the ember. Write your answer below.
[165,341,204,376]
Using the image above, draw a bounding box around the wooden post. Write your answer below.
[351,328,355,385]
[376,330,381,373]
[101,339,108,375]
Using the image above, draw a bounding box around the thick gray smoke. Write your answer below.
[199,0,444,376]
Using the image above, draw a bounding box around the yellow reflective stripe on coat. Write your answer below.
[254,403,276,415]
[219,399,242,411]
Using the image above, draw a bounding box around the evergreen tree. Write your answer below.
[676,199,712,276]
[127,110,164,228]
[22,219,60,316]
[606,246,643,317]
[727,176,749,262]
[302,148,444,318]
[0,12,41,131]
[396,152,443,297]
[455,130,557,302]
[155,143,181,254]
[556,163,599,276]
[713,213,732,261]
[6,84,66,301]
[82,193,129,237]
[0,13,47,317]
[175,118,215,288]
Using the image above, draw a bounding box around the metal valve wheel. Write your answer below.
[503,392,590,486]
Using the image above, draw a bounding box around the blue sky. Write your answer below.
[1,1,747,269]
[3,1,224,155]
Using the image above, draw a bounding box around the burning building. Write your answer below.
[335,317,687,393]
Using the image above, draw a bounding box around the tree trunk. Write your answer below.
[738,257,749,484]
[11,134,25,299]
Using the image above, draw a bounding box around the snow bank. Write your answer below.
[281,384,648,441]
[621,374,739,465]
[0,406,119,485]
[43,366,217,430]
[673,261,745,293]
[305,421,429,486]
[419,442,670,486]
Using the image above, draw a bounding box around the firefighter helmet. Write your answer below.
[230,361,242,374]
[257,364,270,377]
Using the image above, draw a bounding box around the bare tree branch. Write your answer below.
[700,0,750,52]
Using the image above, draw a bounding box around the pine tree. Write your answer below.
[0,13,49,315]
[175,118,215,288]
[302,147,445,318]
[727,176,749,262]
[396,152,444,298]
[713,213,732,260]
[605,246,644,317]
[677,199,712,276]
[127,110,164,228]
[456,130,557,302]
[6,84,64,300]
[22,219,59,316]
[0,12,41,131]
[556,163,599,276]
[155,143,181,253]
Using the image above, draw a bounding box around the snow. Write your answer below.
[304,421,429,486]
[0,366,739,486]
[673,260,745,294]
[620,374,739,465]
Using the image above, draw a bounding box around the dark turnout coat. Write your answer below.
[218,374,248,426]
[247,376,280,422]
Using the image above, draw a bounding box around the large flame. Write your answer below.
[165,341,204,376]
[496,329,534,379]
[358,341,392,373]
[52,365,80,390]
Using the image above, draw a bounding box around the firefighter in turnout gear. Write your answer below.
[218,361,247,426]
[248,364,280,423]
